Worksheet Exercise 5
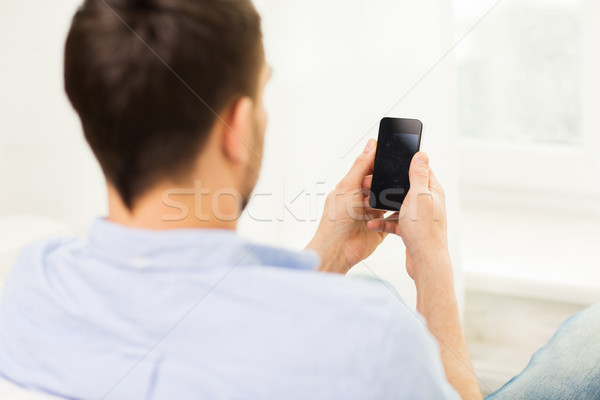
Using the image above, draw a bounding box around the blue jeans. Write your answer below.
[486,303,600,399]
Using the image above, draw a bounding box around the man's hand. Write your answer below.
[366,151,450,283]
[306,139,387,274]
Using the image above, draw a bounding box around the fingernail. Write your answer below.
[415,152,428,165]
[364,139,375,153]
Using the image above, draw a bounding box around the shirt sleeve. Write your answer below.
[373,297,462,400]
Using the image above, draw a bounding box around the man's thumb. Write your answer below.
[409,152,430,191]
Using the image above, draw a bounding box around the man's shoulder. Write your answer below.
[321,273,427,335]
[232,266,447,396]
[3,236,81,289]
[282,272,456,398]
[16,235,82,268]
[18,235,81,258]
[243,264,426,337]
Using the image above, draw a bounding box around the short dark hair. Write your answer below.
[64,0,263,209]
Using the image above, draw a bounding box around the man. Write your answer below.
[0,0,483,398]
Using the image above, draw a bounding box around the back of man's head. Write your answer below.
[64,0,264,209]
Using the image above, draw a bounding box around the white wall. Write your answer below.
[0,0,107,234]
[0,1,460,308]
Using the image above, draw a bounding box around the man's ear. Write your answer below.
[222,96,254,164]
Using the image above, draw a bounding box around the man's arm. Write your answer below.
[412,250,481,399]
[367,152,482,400]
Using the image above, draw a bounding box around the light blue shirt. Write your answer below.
[0,218,459,399]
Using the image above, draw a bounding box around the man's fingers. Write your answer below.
[367,212,399,233]
[408,152,430,193]
[362,175,373,190]
[363,196,371,209]
[342,139,376,186]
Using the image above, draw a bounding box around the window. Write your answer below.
[456,0,582,145]
[454,0,600,292]
[454,0,600,200]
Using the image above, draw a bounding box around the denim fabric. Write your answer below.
[487,303,600,400]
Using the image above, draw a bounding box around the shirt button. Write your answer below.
[130,256,150,269]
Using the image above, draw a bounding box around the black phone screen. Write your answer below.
[369,118,422,211]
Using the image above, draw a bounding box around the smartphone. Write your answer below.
[369,117,423,212]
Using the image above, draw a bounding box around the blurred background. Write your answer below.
[1,0,599,395]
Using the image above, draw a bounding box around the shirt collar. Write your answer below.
[87,218,320,271]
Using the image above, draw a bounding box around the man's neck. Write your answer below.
[106,182,240,231]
